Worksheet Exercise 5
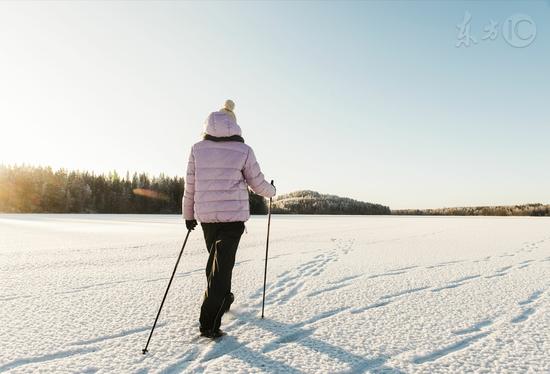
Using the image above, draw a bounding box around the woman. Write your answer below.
[183,100,276,339]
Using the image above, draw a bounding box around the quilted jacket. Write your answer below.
[183,111,276,222]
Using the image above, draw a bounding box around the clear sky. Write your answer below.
[0,1,548,209]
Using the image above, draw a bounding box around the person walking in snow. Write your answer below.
[183,100,276,339]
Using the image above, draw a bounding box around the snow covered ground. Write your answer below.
[1,214,549,373]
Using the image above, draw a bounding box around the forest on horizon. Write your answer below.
[1,165,548,216]
[0,165,264,214]
[0,165,388,215]
[392,204,550,217]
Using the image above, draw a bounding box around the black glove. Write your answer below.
[186,219,197,231]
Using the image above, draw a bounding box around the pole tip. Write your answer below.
[142,349,148,355]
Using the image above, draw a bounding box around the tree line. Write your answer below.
[0,165,267,214]
[271,190,391,215]
[8,165,544,217]
[392,204,550,217]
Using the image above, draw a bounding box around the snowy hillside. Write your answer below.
[271,191,390,215]
[1,214,549,373]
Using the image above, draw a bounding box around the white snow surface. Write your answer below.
[1,214,549,373]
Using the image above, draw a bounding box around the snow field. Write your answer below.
[1,214,549,373]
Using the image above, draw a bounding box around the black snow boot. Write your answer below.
[200,328,226,340]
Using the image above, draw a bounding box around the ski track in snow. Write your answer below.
[0,348,99,372]
[1,214,550,373]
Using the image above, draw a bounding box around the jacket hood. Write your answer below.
[204,111,242,137]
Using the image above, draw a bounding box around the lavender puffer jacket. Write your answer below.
[183,111,276,223]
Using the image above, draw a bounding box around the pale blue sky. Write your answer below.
[0,1,548,209]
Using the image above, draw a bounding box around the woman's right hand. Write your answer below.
[186,220,198,231]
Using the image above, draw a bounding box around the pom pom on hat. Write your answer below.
[220,99,236,122]
[223,99,235,112]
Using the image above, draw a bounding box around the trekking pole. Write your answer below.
[142,229,191,354]
[261,180,274,319]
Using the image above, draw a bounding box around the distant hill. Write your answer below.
[271,190,390,215]
[392,203,550,217]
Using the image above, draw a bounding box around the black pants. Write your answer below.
[199,221,245,332]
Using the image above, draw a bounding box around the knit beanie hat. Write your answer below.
[219,99,236,122]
